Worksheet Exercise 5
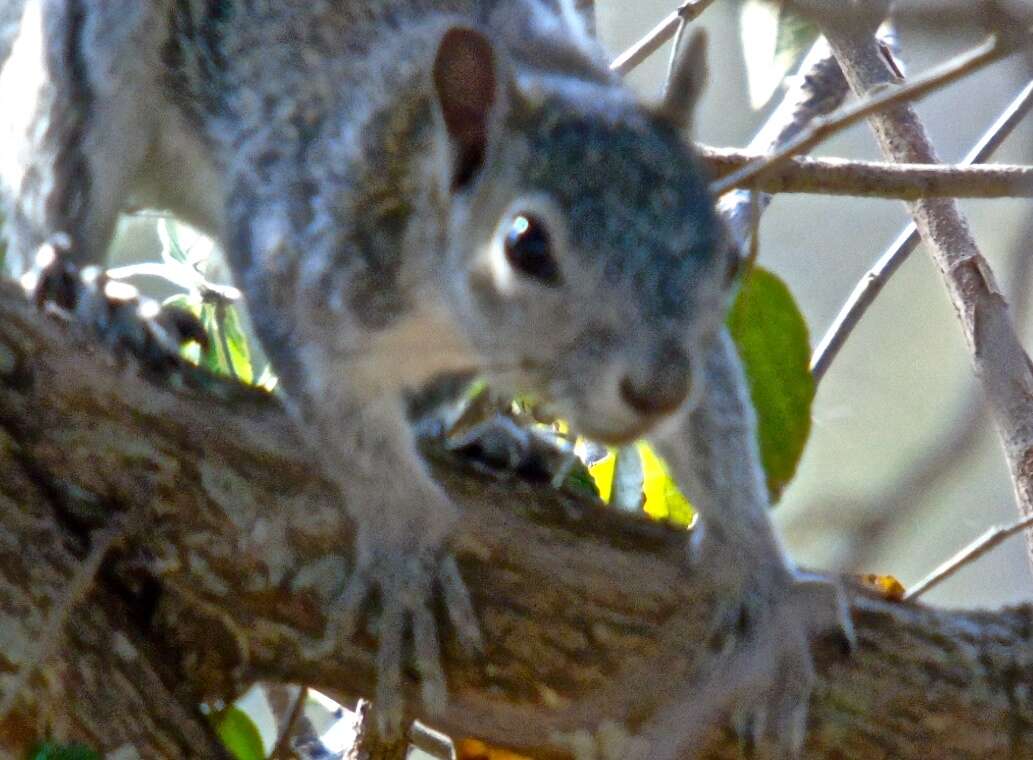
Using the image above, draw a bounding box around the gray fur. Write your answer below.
[0,0,848,752]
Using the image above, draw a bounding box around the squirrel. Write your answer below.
[0,0,851,755]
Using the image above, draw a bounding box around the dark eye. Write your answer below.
[504,214,561,285]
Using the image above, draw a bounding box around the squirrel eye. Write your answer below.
[504,214,561,286]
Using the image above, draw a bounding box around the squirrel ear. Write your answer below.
[433,27,499,189]
[658,27,708,132]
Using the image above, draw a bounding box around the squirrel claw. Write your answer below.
[326,543,480,738]
[730,650,811,760]
[439,553,483,654]
[720,572,850,760]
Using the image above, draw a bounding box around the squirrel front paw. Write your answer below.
[22,236,206,371]
[324,534,481,737]
[718,572,853,759]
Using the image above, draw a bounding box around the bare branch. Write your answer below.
[720,38,848,248]
[821,20,1033,570]
[810,78,1033,383]
[609,0,717,76]
[711,34,1023,196]
[703,149,1033,199]
[907,513,1033,601]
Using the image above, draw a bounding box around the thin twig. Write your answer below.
[711,34,1021,196]
[811,78,1033,384]
[820,208,1033,571]
[609,0,717,75]
[720,37,848,249]
[703,149,1033,199]
[410,723,456,760]
[905,513,1033,601]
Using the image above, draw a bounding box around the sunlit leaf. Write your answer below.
[586,443,694,526]
[639,442,694,527]
[213,706,266,760]
[199,304,229,376]
[587,449,616,503]
[727,266,814,501]
[217,303,254,384]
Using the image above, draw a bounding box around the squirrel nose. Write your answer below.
[619,373,690,416]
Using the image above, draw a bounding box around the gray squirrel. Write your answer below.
[0,0,850,756]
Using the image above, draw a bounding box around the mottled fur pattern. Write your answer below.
[0,0,849,754]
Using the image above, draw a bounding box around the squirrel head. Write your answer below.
[430,25,735,445]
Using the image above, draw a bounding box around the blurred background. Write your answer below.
[598,0,1033,608]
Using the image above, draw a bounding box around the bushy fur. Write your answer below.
[0,2,848,754]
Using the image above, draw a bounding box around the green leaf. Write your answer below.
[213,706,266,760]
[727,267,814,501]
[217,303,254,384]
[28,743,101,760]
[191,301,255,383]
[199,303,229,376]
[564,456,601,500]
[639,442,694,527]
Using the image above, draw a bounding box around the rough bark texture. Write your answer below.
[0,280,1032,759]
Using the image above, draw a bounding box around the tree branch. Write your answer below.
[710,33,1021,196]
[1,283,1032,758]
[809,78,1033,384]
[702,148,1033,199]
[821,22,1033,569]
[609,0,717,76]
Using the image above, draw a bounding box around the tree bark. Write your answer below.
[0,281,1031,759]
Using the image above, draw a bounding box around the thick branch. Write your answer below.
[0,282,1031,758]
